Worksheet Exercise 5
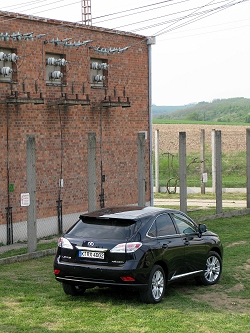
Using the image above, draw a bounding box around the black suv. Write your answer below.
[54,206,223,304]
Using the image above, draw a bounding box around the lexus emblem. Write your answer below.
[88,241,95,247]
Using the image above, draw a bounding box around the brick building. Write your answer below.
[0,11,153,245]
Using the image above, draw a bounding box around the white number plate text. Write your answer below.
[79,251,104,260]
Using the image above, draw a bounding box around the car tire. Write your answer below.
[197,251,222,286]
[62,283,86,296]
[140,265,166,304]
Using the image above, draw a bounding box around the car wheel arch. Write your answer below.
[153,260,169,281]
[210,247,222,259]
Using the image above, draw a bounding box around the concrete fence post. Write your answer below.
[154,129,160,193]
[179,132,187,213]
[26,135,37,253]
[215,130,222,214]
[138,132,146,206]
[88,133,97,212]
[200,129,206,194]
[211,129,216,193]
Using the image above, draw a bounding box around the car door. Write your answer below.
[147,213,187,280]
[170,212,208,273]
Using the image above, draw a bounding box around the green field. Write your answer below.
[0,213,249,333]
[152,119,250,126]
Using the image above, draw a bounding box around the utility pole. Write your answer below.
[82,0,92,25]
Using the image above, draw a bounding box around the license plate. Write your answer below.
[79,250,104,260]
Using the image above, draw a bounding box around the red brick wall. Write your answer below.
[0,12,150,225]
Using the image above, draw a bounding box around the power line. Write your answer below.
[106,0,248,36]
[1,0,80,17]
[157,20,250,41]
[98,0,250,38]
[110,0,230,30]
[153,0,249,36]
[2,0,67,12]
[92,0,190,22]
[135,0,219,34]
[2,0,46,10]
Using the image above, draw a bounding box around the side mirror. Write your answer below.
[198,224,207,233]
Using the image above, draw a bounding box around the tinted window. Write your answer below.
[67,218,135,240]
[148,214,176,238]
[171,213,197,234]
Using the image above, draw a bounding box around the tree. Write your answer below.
[186,111,199,121]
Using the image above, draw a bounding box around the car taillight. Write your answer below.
[110,242,142,253]
[54,269,60,275]
[120,276,135,282]
[58,237,73,249]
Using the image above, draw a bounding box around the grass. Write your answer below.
[152,119,250,126]
[154,191,246,201]
[0,214,250,332]
[0,241,57,259]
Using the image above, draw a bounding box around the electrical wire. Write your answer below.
[31,1,79,16]
[110,0,231,30]
[3,0,50,10]
[1,0,80,19]
[132,0,219,33]
[92,0,191,23]
[157,16,250,41]
[102,0,248,35]
[92,0,249,35]
[95,0,250,40]
[2,0,75,12]
[93,0,179,19]
[2,0,184,17]
[153,0,249,36]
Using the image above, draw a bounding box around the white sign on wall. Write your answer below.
[202,173,208,183]
[21,193,30,207]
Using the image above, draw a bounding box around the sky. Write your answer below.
[1,0,250,106]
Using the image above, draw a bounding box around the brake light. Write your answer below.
[54,269,60,275]
[58,237,73,249]
[110,242,142,253]
[120,276,135,282]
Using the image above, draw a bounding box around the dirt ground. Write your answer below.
[152,124,250,153]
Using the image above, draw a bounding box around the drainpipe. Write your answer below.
[147,36,156,206]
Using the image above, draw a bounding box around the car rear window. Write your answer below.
[66,217,136,240]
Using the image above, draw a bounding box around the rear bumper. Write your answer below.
[55,276,147,289]
[54,256,149,289]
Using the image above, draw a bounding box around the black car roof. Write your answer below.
[80,206,178,220]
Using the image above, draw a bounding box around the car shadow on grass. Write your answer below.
[61,279,204,306]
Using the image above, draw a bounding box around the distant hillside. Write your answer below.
[152,104,195,117]
[153,98,250,123]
